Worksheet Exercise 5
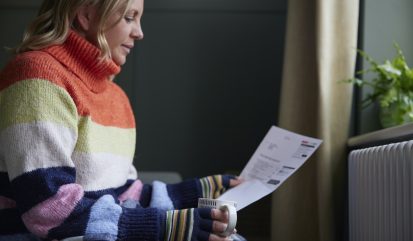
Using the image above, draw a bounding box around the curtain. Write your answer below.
[271,0,359,241]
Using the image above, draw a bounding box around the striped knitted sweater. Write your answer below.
[0,31,228,241]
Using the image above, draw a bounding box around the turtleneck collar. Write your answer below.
[44,30,121,93]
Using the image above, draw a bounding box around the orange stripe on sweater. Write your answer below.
[0,51,135,128]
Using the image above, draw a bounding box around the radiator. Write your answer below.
[348,140,413,241]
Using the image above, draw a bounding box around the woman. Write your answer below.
[0,0,241,240]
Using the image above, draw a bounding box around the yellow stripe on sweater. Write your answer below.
[0,79,78,131]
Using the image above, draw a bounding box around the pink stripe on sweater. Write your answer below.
[0,196,17,209]
[118,179,143,203]
[21,184,84,238]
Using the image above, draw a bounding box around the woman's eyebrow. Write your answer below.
[127,9,140,16]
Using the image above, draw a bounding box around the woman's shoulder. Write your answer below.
[6,50,59,71]
[0,50,71,90]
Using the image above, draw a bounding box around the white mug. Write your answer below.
[198,198,237,237]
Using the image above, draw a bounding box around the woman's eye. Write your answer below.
[124,16,134,23]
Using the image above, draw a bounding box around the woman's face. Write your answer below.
[105,0,144,65]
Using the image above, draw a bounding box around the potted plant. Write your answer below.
[343,43,413,128]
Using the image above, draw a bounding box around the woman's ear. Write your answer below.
[74,5,96,32]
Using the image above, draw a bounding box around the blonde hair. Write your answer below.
[15,0,133,59]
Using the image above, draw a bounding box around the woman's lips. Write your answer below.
[122,44,133,53]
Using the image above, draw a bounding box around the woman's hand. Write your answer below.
[209,208,235,241]
[198,175,243,199]
[229,176,243,188]
[164,208,234,241]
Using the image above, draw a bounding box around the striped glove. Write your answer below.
[197,175,234,199]
[166,174,234,209]
[141,175,236,210]
[163,208,213,241]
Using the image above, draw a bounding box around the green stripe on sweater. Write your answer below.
[0,79,78,131]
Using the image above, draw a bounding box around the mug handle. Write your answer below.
[219,204,237,237]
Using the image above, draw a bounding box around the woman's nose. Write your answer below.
[132,22,144,40]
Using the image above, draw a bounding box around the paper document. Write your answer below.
[218,126,322,211]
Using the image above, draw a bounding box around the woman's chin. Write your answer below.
[112,56,127,66]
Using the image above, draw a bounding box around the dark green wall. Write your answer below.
[118,1,287,179]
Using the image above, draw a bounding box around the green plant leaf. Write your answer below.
[379,61,401,76]
[341,42,413,128]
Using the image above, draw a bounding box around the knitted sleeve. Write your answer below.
[138,175,233,210]
[0,76,162,240]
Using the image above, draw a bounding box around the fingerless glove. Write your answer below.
[141,175,235,210]
[163,208,213,241]
[198,174,233,199]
